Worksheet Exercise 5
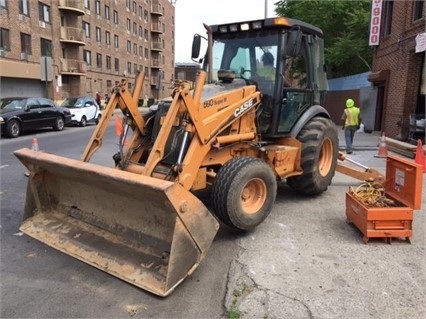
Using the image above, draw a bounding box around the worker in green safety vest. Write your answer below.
[341,98,362,154]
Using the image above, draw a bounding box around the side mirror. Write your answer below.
[285,29,302,57]
[191,34,201,60]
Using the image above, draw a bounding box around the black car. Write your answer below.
[0,97,72,138]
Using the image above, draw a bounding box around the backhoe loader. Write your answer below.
[14,17,383,297]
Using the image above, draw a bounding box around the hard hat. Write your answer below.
[346,99,354,108]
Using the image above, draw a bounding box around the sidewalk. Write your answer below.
[337,126,381,152]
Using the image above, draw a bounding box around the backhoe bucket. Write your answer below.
[14,148,219,297]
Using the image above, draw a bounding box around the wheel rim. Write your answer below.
[11,122,19,136]
[318,137,333,177]
[58,119,64,129]
[240,178,267,214]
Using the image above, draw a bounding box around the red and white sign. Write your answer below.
[369,0,383,46]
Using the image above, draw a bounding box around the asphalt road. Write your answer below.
[1,123,425,319]
[0,123,237,318]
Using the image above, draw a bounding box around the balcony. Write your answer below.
[151,40,163,51]
[151,2,162,15]
[150,58,161,69]
[58,0,85,15]
[60,58,87,75]
[60,27,86,45]
[151,22,162,33]
[150,74,161,87]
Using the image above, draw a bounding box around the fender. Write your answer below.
[290,104,331,137]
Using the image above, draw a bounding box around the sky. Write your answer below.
[174,0,278,63]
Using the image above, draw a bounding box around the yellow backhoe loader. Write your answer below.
[14,17,383,297]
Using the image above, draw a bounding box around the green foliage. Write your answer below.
[275,0,373,78]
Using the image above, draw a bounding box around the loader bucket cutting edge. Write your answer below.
[14,148,219,297]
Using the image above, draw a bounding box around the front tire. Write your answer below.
[211,157,277,230]
[287,117,338,195]
[6,119,21,138]
[79,116,87,127]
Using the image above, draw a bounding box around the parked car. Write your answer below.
[0,97,72,138]
[60,97,102,127]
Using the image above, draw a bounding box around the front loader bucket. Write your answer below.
[14,148,219,297]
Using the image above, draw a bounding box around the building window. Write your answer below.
[127,18,131,31]
[139,26,143,38]
[133,43,137,55]
[83,21,90,38]
[96,53,102,68]
[126,0,131,10]
[144,48,149,59]
[144,10,148,22]
[139,6,143,19]
[83,50,91,65]
[96,27,101,42]
[107,80,112,88]
[84,0,89,9]
[20,33,32,54]
[105,31,111,45]
[132,1,137,13]
[413,0,424,21]
[40,38,52,56]
[127,40,131,53]
[0,0,6,8]
[0,28,10,51]
[144,29,149,41]
[39,2,51,23]
[106,56,111,69]
[133,22,137,34]
[19,0,30,16]
[127,62,132,74]
[114,34,119,48]
[95,0,100,15]
[105,5,110,20]
[139,45,143,57]
[114,58,119,72]
[133,63,138,74]
[113,10,118,24]
[384,0,393,36]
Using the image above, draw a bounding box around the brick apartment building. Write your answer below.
[368,0,425,141]
[0,0,175,104]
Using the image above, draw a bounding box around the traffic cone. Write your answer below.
[115,115,123,137]
[25,137,39,177]
[31,137,40,152]
[414,139,426,173]
[374,132,388,158]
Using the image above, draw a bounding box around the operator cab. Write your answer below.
[192,17,328,137]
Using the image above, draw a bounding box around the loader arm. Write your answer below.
[336,151,384,183]
[81,72,146,162]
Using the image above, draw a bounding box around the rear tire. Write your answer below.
[53,116,65,131]
[211,157,277,230]
[287,117,338,194]
[6,119,21,138]
[79,116,87,127]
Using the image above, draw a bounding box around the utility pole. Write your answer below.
[264,0,268,18]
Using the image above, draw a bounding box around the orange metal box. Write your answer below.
[346,155,423,244]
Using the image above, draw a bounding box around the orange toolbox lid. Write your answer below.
[384,155,423,209]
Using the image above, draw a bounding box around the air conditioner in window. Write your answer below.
[39,21,46,28]
[19,14,28,21]
[20,52,28,61]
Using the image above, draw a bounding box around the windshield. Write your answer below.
[60,98,85,108]
[211,30,280,82]
[0,98,26,110]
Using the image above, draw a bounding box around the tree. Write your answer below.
[275,0,373,78]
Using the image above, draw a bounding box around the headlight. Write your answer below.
[0,117,4,123]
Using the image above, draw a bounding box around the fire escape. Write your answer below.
[150,0,163,98]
